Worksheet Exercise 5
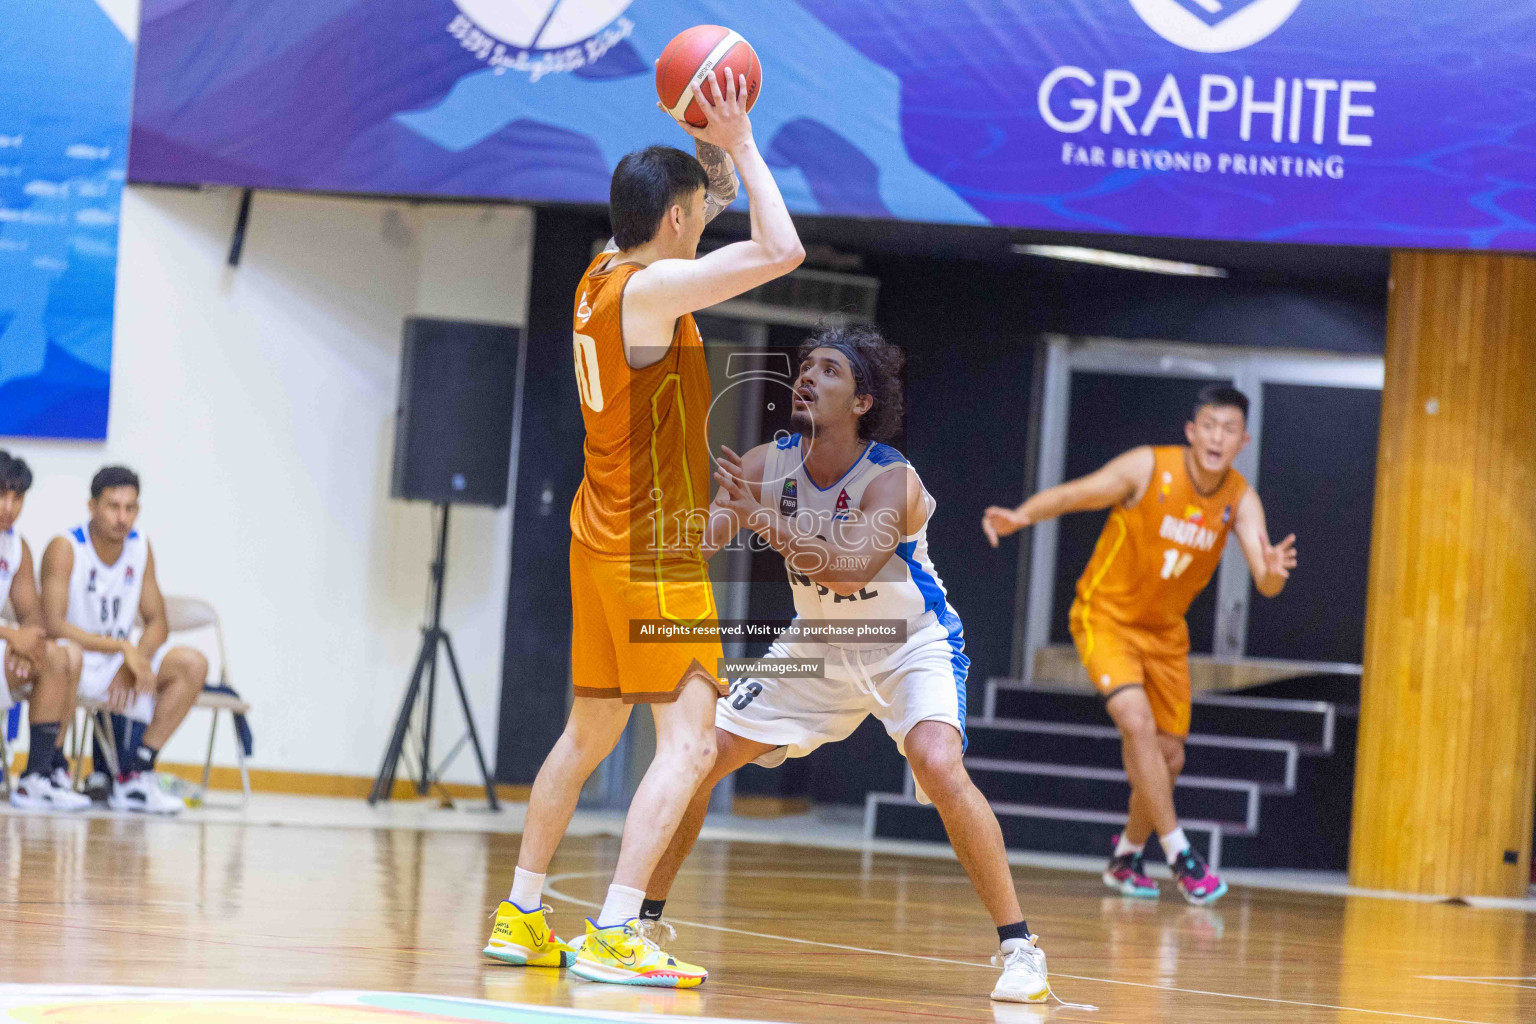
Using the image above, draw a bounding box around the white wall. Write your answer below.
[5,186,536,782]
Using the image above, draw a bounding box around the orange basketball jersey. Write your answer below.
[568,252,714,570]
[1073,446,1247,631]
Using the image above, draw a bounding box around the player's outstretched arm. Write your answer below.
[982,446,1153,547]
[39,537,124,656]
[630,71,804,321]
[696,138,738,224]
[1232,488,1296,598]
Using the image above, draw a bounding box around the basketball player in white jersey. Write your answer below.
[40,466,208,814]
[639,325,1072,1006]
[0,451,89,811]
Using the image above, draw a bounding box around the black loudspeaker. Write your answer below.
[391,317,521,507]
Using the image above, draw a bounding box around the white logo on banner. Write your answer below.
[447,0,636,79]
[452,0,633,50]
[1129,0,1302,53]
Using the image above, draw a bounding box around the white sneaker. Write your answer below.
[50,766,74,791]
[9,772,92,812]
[991,936,1049,1003]
[108,772,185,815]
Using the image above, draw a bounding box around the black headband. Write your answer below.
[815,341,873,398]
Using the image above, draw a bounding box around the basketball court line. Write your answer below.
[545,871,1507,1024]
[1418,976,1536,991]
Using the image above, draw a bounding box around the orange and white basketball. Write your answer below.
[655,24,761,128]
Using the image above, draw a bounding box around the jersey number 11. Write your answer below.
[1160,549,1193,580]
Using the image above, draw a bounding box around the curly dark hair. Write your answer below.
[797,321,905,442]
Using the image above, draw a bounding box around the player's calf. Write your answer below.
[9,644,89,812]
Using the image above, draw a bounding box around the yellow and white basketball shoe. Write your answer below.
[568,918,708,987]
[482,901,579,968]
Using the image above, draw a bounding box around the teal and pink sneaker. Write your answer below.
[1102,835,1159,898]
[1172,847,1228,905]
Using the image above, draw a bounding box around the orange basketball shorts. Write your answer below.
[568,539,726,704]
[1068,601,1191,737]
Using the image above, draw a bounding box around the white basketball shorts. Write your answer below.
[715,613,970,768]
[79,647,167,723]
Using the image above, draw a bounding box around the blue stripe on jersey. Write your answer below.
[128,530,138,539]
[866,443,907,467]
[71,526,86,543]
[776,432,801,450]
[896,540,970,749]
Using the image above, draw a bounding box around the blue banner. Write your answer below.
[129,1,1536,250]
[0,0,130,440]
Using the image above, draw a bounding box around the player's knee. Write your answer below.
[1111,705,1157,743]
[904,729,965,792]
[661,729,716,779]
[175,648,209,686]
[1162,742,1186,777]
[63,640,83,678]
[43,642,68,675]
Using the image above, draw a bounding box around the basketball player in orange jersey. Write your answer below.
[480,69,804,986]
[982,386,1297,905]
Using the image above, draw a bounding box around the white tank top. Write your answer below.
[0,529,21,613]
[763,434,957,635]
[63,524,148,642]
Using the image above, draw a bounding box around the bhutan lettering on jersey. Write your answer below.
[1072,446,1247,630]
[568,252,713,575]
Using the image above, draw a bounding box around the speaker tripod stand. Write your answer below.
[368,502,499,809]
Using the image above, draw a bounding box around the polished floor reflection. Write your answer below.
[0,811,1531,1023]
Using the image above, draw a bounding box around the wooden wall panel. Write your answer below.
[1350,251,1536,897]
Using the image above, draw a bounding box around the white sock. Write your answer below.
[1115,834,1145,858]
[1159,827,1191,865]
[596,883,646,929]
[508,867,545,912]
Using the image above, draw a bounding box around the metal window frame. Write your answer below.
[1018,335,1383,680]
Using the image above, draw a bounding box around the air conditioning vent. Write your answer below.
[709,268,879,327]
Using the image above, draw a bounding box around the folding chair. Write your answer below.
[164,595,252,807]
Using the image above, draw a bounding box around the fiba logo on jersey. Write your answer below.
[447,1,636,80]
[1128,0,1302,53]
[779,479,798,516]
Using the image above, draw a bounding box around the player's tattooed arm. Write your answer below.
[696,139,739,223]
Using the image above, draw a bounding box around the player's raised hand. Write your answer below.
[713,445,764,523]
[981,506,1029,548]
[1264,533,1298,579]
[661,68,752,151]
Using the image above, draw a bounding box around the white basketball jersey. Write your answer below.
[64,524,148,642]
[763,435,958,634]
[0,529,21,610]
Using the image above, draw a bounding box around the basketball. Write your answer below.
[655,25,761,128]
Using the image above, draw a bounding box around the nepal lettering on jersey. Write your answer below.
[788,566,880,604]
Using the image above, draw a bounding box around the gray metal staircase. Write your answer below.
[865,678,1354,870]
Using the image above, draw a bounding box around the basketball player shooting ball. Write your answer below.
[639,325,1093,1007]
[480,33,805,986]
[982,386,1298,905]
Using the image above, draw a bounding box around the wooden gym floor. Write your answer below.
[0,808,1531,1024]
